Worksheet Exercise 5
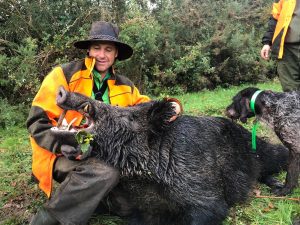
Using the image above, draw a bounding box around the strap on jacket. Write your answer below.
[93,79,108,101]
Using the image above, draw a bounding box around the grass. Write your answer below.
[172,81,283,117]
[0,80,299,225]
[0,126,44,225]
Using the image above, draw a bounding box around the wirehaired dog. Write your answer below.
[51,86,289,225]
[226,87,300,196]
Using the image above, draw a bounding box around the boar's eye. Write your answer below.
[128,114,135,122]
[119,112,139,126]
[127,113,141,131]
[130,112,140,121]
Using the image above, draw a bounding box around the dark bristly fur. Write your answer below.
[226,87,300,196]
[53,87,288,225]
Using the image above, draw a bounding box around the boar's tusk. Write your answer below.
[67,117,78,130]
[83,104,89,113]
[57,110,67,128]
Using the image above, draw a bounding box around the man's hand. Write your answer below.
[61,144,93,160]
[169,101,182,122]
[61,145,82,160]
[260,44,271,60]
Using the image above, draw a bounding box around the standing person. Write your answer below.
[27,21,182,225]
[260,0,300,91]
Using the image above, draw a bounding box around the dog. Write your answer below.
[226,87,300,195]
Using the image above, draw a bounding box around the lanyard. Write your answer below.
[250,90,263,152]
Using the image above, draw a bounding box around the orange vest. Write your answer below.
[272,0,297,59]
[27,57,150,197]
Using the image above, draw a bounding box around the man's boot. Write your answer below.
[30,208,60,225]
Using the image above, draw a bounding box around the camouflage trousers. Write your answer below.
[45,157,133,225]
[277,43,300,92]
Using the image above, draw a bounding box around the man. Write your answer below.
[27,21,181,225]
[260,0,300,91]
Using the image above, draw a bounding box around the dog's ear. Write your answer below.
[148,100,175,134]
[239,98,251,123]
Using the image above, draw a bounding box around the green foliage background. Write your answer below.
[1,0,277,105]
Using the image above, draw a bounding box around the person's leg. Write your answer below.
[277,43,300,92]
[31,157,120,225]
[30,157,80,225]
[29,207,60,225]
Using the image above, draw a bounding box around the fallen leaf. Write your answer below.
[253,188,261,196]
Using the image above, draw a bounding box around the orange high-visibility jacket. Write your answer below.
[262,0,297,59]
[26,57,150,198]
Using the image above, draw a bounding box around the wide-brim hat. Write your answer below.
[73,21,133,61]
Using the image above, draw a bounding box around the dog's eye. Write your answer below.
[83,104,89,113]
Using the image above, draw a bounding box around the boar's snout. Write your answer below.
[57,86,68,105]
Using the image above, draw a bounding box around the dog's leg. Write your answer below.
[273,151,300,196]
[259,175,284,189]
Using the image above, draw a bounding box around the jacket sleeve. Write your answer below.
[26,67,77,153]
[261,16,277,45]
[261,0,281,45]
[132,86,151,105]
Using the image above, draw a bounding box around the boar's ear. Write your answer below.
[148,100,175,134]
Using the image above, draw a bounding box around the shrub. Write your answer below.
[0,99,29,128]
[117,16,162,93]
[0,38,40,104]
[0,0,278,98]
[172,43,216,91]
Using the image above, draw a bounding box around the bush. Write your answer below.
[0,38,40,104]
[0,0,277,99]
[0,99,29,128]
[172,43,216,91]
[117,16,162,93]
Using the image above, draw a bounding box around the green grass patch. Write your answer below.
[0,80,299,225]
[172,80,282,116]
[0,127,31,202]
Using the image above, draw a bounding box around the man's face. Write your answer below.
[88,41,118,77]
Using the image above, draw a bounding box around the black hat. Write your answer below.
[73,21,133,61]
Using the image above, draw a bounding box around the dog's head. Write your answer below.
[225,87,260,123]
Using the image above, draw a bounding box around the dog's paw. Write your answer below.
[272,186,293,196]
[269,180,284,190]
[261,176,284,189]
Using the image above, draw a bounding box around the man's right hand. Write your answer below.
[61,145,82,160]
[260,44,271,60]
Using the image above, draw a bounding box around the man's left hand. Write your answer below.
[169,102,182,122]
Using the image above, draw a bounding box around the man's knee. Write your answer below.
[53,156,81,183]
[54,157,120,189]
[87,158,120,187]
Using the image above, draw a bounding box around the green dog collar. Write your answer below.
[250,90,263,152]
[250,90,263,114]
